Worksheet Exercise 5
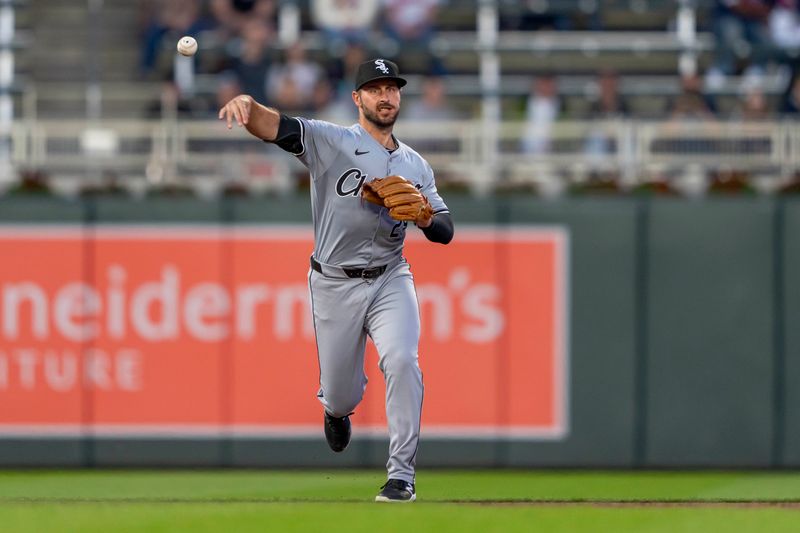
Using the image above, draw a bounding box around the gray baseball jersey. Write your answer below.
[278,116,448,484]
[294,118,449,267]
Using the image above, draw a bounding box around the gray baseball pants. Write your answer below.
[308,258,423,483]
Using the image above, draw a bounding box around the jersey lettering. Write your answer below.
[335,168,368,198]
[390,220,407,239]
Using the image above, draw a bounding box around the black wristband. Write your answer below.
[421,212,454,244]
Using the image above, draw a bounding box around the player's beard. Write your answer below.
[361,102,399,129]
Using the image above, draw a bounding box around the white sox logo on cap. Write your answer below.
[374,59,390,74]
[354,58,406,90]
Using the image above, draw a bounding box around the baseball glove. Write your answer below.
[362,175,433,223]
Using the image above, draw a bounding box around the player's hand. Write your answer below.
[414,195,434,227]
[416,209,434,228]
[218,95,253,129]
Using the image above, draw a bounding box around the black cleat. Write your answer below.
[375,479,416,503]
[323,411,351,452]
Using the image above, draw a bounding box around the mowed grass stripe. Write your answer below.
[2,503,800,533]
[3,470,800,501]
[2,473,800,532]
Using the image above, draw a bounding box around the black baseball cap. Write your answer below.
[354,59,407,91]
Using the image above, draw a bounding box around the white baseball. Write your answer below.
[177,36,198,57]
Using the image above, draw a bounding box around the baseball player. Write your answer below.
[219,58,454,503]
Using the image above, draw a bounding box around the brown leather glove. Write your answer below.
[362,175,434,223]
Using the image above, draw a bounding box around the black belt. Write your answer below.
[310,257,387,279]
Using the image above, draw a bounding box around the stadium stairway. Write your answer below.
[26,0,151,118]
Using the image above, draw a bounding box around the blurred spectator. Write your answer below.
[403,75,463,122]
[588,70,629,119]
[583,71,629,179]
[210,0,276,39]
[769,0,800,47]
[779,70,800,113]
[769,0,800,65]
[300,72,338,121]
[503,1,602,30]
[329,42,369,96]
[218,19,276,106]
[726,86,772,182]
[403,75,466,158]
[731,85,772,119]
[658,74,717,174]
[329,42,369,82]
[267,42,325,113]
[669,73,717,122]
[521,75,561,155]
[139,0,215,78]
[512,4,574,31]
[381,0,439,63]
[311,77,336,113]
[705,0,774,90]
[320,43,369,123]
[382,0,439,40]
[312,0,380,50]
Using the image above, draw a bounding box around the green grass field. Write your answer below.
[2,470,800,532]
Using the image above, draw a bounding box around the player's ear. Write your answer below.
[352,90,360,106]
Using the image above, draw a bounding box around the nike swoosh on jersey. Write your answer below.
[355,149,370,156]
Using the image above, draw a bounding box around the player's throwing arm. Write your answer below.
[218,95,280,142]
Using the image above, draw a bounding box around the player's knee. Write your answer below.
[383,351,421,378]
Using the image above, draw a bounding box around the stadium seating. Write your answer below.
[6,0,800,197]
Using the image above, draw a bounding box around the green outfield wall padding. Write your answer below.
[780,201,800,466]
[503,198,638,466]
[644,199,775,466]
[0,197,85,222]
[0,440,85,467]
[0,195,796,468]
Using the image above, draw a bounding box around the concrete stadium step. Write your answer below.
[33,100,157,119]
[30,82,164,119]
[34,27,139,46]
[32,8,87,26]
[26,0,142,85]
[29,49,141,82]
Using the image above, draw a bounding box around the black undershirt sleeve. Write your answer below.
[270,114,303,155]
[420,212,454,244]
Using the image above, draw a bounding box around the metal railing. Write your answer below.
[7,117,800,197]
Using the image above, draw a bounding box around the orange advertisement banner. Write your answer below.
[0,226,568,439]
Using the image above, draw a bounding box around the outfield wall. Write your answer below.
[0,195,795,468]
